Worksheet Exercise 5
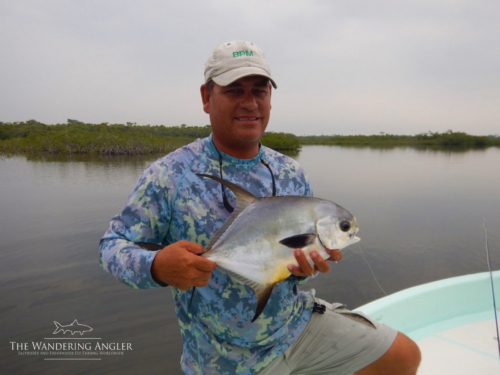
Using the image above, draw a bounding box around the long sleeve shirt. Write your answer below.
[100,135,315,374]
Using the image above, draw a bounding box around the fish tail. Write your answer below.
[53,321,63,334]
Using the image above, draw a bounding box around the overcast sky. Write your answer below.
[1,0,498,135]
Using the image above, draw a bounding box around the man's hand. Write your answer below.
[151,240,217,290]
[287,248,342,278]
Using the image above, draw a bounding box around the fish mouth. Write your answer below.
[348,225,360,239]
[336,233,361,250]
[348,228,361,244]
[349,236,361,244]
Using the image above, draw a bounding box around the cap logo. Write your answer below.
[232,50,254,57]
[205,41,277,88]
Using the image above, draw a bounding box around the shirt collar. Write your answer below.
[206,134,264,167]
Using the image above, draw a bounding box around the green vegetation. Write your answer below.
[298,131,500,149]
[0,120,300,155]
[261,132,300,150]
[1,121,497,155]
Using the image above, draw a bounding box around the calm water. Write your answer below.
[1,146,499,374]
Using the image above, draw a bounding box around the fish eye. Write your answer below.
[339,220,351,232]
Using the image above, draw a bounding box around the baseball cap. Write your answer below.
[204,40,277,89]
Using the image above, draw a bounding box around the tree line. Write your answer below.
[0,120,300,154]
[298,131,500,148]
[1,121,498,155]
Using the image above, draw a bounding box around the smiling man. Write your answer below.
[100,40,420,375]
[201,75,272,159]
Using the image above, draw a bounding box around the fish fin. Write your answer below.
[253,285,275,322]
[279,233,317,249]
[53,321,63,334]
[217,264,256,288]
[216,264,274,322]
[197,174,257,210]
[135,242,164,251]
[197,174,258,252]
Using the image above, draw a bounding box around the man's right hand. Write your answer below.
[151,240,217,291]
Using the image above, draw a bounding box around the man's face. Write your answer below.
[201,75,272,156]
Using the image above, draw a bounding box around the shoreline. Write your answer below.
[1,122,498,155]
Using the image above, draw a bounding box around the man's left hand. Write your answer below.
[288,249,342,278]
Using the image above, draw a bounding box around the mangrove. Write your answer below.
[0,120,300,155]
[1,121,498,155]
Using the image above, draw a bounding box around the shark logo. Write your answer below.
[53,320,93,335]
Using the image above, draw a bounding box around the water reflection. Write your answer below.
[331,144,492,153]
[275,149,300,158]
[24,152,159,164]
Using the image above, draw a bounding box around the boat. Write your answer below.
[356,271,500,374]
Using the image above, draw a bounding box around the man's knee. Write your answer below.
[355,332,421,375]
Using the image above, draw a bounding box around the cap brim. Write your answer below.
[211,67,277,89]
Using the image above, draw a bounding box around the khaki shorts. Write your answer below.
[258,298,398,375]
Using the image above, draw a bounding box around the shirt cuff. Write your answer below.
[148,250,169,287]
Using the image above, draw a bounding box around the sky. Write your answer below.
[0,0,498,136]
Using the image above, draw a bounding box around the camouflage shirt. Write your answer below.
[100,135,316,374]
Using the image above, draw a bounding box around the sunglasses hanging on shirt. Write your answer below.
[212,141,276,213]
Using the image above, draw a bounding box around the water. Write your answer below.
[1,146,499,374]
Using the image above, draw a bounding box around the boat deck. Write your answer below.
[356,272,500,374]
[417,315,500,374]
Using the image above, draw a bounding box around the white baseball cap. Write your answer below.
[204,40,277,88]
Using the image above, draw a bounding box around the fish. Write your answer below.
[137,174,360,321]
[53,319,93,335]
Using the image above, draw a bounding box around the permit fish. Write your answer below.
[137,174,360,321]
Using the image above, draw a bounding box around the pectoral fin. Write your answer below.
[279,233,316,249]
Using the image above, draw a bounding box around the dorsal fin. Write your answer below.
[216,264,275,322]
[197,174,257,210]
[197,174,258,252]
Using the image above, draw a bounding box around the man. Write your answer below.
[100,40,420,374]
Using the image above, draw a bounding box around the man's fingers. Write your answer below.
[193,278,211,288]
[287,264,302,275]
[295,249,313,273]
[310,251,330,273]
[326,249,342,262]
[151,240,216,289]
[170,269,212,290]
[288,248,340,277]
[288,249,314,277]
[180,240,217,271]
[181,240,207,255]
[193,256,217,272]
